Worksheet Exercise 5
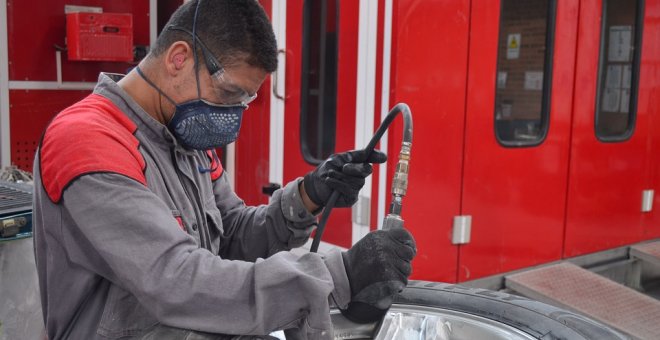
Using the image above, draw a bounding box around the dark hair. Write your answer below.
[153,0,278,73]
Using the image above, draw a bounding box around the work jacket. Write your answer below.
[32,73,350,340]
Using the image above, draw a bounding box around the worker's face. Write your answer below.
[163,42,268,119]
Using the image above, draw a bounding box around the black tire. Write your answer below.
[392,280,627,340]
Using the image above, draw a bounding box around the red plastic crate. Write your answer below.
[66,12,133,62]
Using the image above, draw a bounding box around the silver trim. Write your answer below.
[64,5,102,14]
[377,0,393,230]
[149,0,157,48]
[452,215,472,245]
[8,81,96,91]
[8,51,96,91]
[269,0,286,191]
[353,0,379,244]
[56,51,62,84]
[642,189,654,213]
[0,0,10,168]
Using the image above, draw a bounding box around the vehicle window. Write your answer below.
[494,0,556,147]
[300,0,338,164]
[595,0,643,141]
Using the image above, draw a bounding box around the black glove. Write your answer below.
[303,149,387,208]
[340,228,417,323]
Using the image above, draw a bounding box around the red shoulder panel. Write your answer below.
[40,94,147,202]
[206,150,224,181]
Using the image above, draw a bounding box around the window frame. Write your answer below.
[594,0,645,143]
[300,0,339,165]
[493,0,558,148]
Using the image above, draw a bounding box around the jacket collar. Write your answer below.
[93,72,196,155]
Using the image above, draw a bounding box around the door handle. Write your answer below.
[262,183,282,196]
[272,49,289,100]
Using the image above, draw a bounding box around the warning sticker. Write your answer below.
[524,71,544,91]
[507,33,521,59]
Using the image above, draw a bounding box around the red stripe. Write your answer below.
[206,150,224,181]
[175,216,185,231]
[40,94,147,202]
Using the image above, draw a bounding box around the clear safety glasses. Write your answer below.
[167,26,258,106]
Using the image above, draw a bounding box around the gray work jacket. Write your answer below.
[32,73,350,340]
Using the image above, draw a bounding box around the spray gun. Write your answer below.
[311,103,412,252]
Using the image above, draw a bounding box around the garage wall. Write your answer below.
[6,0,155,171]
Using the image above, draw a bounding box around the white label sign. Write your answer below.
[497,72,508,89]
[608,26,633,62]
[524,71,544,91]
[507,34,521,59]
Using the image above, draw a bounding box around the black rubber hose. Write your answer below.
[310,103,412,253]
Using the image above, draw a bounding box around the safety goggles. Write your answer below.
[166,25,258,106]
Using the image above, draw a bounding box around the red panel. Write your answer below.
[282,0,359,248]
[9,90,90,171]
[564,0,648,257]
[234,0,272,206]
[234,79,271,206]
[7,0,149,82]
[388,0,470,282]
[458,1,578,281]
[640,0,660,239]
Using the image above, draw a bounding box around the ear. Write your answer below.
[164,41,192,76]
[173,54,185,68]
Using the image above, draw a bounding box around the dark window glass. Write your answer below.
[301,0,338,164]
[595,0,643,141]
[494,0,556,147]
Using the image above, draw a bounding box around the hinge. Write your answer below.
[452,215,472,245]
[642,189,654,213]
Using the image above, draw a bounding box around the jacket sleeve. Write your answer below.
[59,173,350,336]
[213,173,318,261]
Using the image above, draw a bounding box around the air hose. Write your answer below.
[310,103,413,253]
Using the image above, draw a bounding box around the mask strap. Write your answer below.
[192,0,202,99]
[135,66,178,107]
[199,149,221,174]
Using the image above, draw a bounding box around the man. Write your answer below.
[33,0,416,339]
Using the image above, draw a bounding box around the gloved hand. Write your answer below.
[303,149,387,208]
[340,228,417,323]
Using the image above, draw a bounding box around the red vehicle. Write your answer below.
[235,0,660,284]
[1,0,658,283]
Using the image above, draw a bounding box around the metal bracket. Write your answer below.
[452,215,472,245]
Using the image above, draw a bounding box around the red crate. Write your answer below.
[66,12,133,62]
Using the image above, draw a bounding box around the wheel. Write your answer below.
[330,280,628,339]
